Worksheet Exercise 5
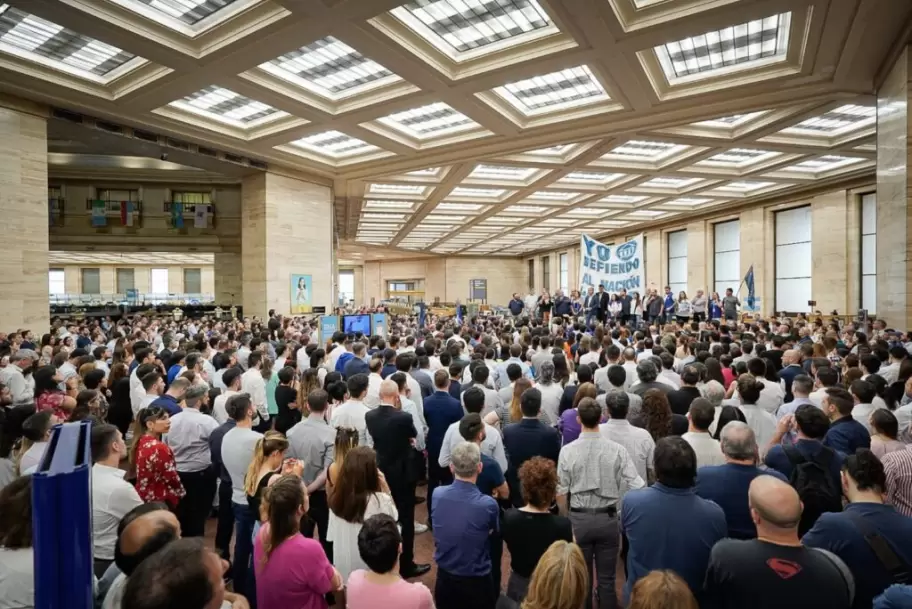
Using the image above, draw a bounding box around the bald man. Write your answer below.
[703,475,854,609]
[365,379,430,578]
[778,349,805,403]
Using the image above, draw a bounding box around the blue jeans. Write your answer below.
[232,502,256,601]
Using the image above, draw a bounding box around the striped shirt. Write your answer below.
[882,448,912,518]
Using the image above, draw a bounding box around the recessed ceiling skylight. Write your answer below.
[492,65,609,115]
[377,102,478,138]
[627,210,665,218]
[438,202,484,212]
[559,171,624,185]
[665,197,712,206]
[0,5,141,80]
[693,111,766,128]
[782,155,864,172]
[781,105,876,136]
[260,37,399,99]
[639,176,702,189]
[170,86,285,127]
[503,205,549,214]
[603,140,688,161]
[369,183,427,195]
[406,167,444,177]
[522,144,577,156]
[698,148,779,166]
[655,13,791,82]
[599,194,648,204]
[563,208,607,217]
[528,190,579,200]
[123,0,240,25]
[450,187,507,198]
[290,130,379,158]
[362,212,407,221]
[716,180,776,192]
[389,0,555,58]
[364,200,417,210]
[469,164,538,181]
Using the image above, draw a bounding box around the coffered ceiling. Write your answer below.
[0,0,908,258]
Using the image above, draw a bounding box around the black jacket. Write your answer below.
[667,386,702,416]
[503,419,561,507]
[365,405,418,485]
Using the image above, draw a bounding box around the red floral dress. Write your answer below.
[36,391,69,422]
[134,434,185,508]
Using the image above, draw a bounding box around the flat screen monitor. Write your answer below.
[343,314,371,336]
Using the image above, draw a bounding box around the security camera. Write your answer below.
[160,152,168,161]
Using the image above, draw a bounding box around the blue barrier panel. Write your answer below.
[33,420,93,609]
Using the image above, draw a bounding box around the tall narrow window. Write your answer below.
[49,269,65,295]
[713,221,741,298]
[339,270,355,305]
[184,268,202,294]
[775,206,812,312]
[861,193,876,313]
[667,230,688,296]
[81,268,100,294]
[528,259,534,291]
[116,268,135,294]
[542,256,550,291]
[559,253,569,293]
[150,268,169,301]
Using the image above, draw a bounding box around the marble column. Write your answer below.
[213,252,243,306]
[240,173,334,318]
[0,102,48,333]
[875,46,911,328]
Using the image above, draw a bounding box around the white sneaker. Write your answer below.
[414,522,429,534]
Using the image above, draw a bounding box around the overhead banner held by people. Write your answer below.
[579,233,645,293]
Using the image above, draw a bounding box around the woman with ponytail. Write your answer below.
[244,431,301,521]
[130,406,185,508]
[326,427,359,500]
[295,368,321,418]
[254,474,343,609]
[16,411,56,474]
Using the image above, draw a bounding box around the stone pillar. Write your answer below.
[686,221,708,295]
[811,191,850,314]
[644,230,661,290]
[240,173,333,318]
[214,252,242,306]
[876,47,911,328]
[0,102,48,332]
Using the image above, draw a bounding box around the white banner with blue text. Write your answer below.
[579,233,645,294]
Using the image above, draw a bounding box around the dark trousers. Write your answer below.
[177,467,217,538]
[215,479,234,560]
[435,569,496,609]
[390,478,417,569]
[490,527,503,595]
[231,502,255,599]
[93,558,112,579]
[427,458,452,528]
[301,489,333,563]
[693,312,705,323]
[570,511,619,609]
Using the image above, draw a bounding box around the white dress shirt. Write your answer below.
[212,390,238,424]
[660,369,682,389]
[534,382,564,426]
[439,421,507,472]
[621,362,638,390]
[0,365,31,406]
[167,407,219,472]
[330,399,373,447]
[400,395,426,451]
[851,402,885,434]
[92,463,143,560]
[599,419,655,481]
[364,373,384,409]
[739,403,778,454]
[240,368,269,422]
[681,431,726,467]
[579,351,601,368]
[129,368,147,415]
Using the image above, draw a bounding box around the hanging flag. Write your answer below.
[171,202,184,228]
[193,204,207,228]
[91,200,107,227]
[744,265,756,309]
[120,201,128,226]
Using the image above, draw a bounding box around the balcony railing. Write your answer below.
[49,293,215,306]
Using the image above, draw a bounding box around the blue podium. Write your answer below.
[32,420,94,609]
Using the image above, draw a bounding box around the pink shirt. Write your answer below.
[345,570,434,609]
[254,526,335,609]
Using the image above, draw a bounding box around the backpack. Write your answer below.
[784,444,843,535]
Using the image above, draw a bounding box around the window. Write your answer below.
[559,253,569,293]
[116,268,135,293]
[151,268,169,294]
[713,221,741,298]
[48,269,65,295]
[542,255,550,291]
[81,268,100,294]
[775,206,812,312]
[339,270,355,305]
[97,188,139,201]
[861,193,876,313]
[528,259,535,291]
[667,230,688,296]
[172,191,211,206]
[184,268,202,294]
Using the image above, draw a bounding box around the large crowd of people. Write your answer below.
[2,286,912,609]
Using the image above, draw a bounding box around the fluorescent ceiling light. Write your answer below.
[437,202,484,212]
[528,190,579,200]
[604,140,687,160]
[665,197,712,206]
[363,200,416,209]
[377,102,478,138]
[694,111,766,128]
[717,180,775,192]
[639,176,702,189]
[369,183,427,195]
[782,105,876,136]
[493,65,608,114]
[522,144,576,156]
[655,13,791,82]
[171,86,285,127]
[291,130,379,158]
[469,164,538,180]
[503,205,548,214]
[599,194,648,204]
[782,155,864,172]
[131,0,239,24]
[450,187,506,198]
[698,148,779,166]
[560,171,623,184]
[260,36,399,99]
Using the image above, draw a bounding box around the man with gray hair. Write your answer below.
[695,421,787,539]
[167,384,219,538]
[431,440,500,609]
[630,360,674,398]
[0,349,37,406]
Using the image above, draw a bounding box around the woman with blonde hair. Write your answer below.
[520,540,588,609]
[326,427,360,499]
[244,431,296,522]
[296,367,321,417]
[628,570,698,609]
[486,377,533,428]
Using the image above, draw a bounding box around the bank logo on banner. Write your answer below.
[580,233,645,293]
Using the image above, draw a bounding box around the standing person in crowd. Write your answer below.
[503,388,561,507]
[703,476,854,609]
[0,350,37,407]
[675,292,692,325]
[695,422,787,539]
[327,446,398,585]
[557,397,644,609]
[869,409,907,458]
[512,540,588,609]
[209,392,237,563]
[253,475,344,609]
[600,392,655,484]
[16,411,54,474]
[691,290,708,324]
[212,367,242,424]
[502,457,573,603]
[681,398,725,468]
[166,385,218,538]
[735,374,778,450]
[365,380,429,579]
[33,365,75,421]
[345,514,434,609]
[220,393,263,599]
[722,288,740,322]
[332,374,372,448]
[667,365,703,416]
[882,447,912,518]
[423,369,463,527]
[91,423,142,578]
[431,441,500,609]
[628,571,699,609]
[444,386,508,473]
[619,437,727,604]
[0,475,35,608]
[287,388,336,563]
[326,427,359,499]
[804,449,912,609]
[241,352,270,429]
[823,386,872,454]
[130,406,185,509]
[584,287,601,328]
[245,431,293,527]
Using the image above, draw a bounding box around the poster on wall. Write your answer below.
[290,274,312,314]
[578,234,645,294]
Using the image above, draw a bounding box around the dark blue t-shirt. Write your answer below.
[477,453,505,497]
[824,416,871,455]
[695,464,787,539]
[764,439,844,491]
[803,503,912,609]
